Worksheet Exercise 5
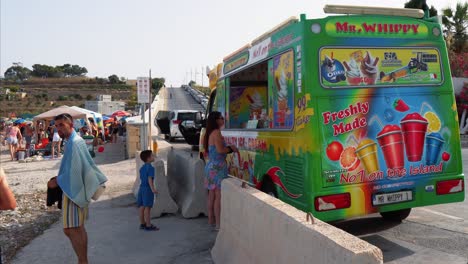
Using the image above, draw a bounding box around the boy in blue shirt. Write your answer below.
[137,150,159,231]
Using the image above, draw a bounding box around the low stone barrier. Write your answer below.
[167,148,207,218]
[211,178,383,264]
[133,152,178,217]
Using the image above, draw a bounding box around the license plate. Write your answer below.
[372,191,413,206]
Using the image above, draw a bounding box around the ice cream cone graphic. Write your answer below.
[360,51,379,85]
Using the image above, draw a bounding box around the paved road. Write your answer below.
[155,86,204,150]
[165,86,205,113]
[333,148,468,263]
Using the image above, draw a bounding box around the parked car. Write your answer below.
[178,111,204,147]
[201,98,208,110]
[155,110,200,141]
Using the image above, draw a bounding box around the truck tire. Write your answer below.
[260,177,278,198]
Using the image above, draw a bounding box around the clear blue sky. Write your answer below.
[0,0,457,86]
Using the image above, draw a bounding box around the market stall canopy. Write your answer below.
[33,105,92,122]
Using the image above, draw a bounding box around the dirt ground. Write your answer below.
[0,140,134,264]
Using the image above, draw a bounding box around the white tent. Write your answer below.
[70,106,104,128]
[33,105,92,122]
[33,105,94,140]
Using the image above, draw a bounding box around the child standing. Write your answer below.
[137,150,159,231]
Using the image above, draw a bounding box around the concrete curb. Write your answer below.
[167,148,208,218]
[133,152,178,217]
[211,178,383,264]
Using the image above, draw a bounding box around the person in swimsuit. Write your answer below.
[203,111,238,230]
[6,123,22,161]
[111,120,119,143]
[51,123,61,159]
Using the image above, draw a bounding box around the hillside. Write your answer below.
[0,77,137,117]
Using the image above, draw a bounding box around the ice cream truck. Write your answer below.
[201,5,465,222]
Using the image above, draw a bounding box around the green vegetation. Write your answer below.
[404,0,438,17]
[7,86,19,93]
[442,2,468,53]
[193,85,210,96]
[404,0,467,77]
[4,63,31,81]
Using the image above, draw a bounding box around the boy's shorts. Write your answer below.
[62,194,88,228]
[137,188,154,207]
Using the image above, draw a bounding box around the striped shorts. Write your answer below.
[62,195,89,228]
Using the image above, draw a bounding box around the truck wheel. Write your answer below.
[380,208,411,222]
[261,177,278,198]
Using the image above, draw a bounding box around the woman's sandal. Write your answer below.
[144,225,160,231]
[139,224,145,230]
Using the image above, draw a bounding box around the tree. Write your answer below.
[108,74,121,84]
[152,77,165,90]
[4,64,31,81]
[188,80,196,87]
[31,64,61,78]
[404,0,438,17]
[69,65,86,76]
[442,2,468,53]
[59,64,73,77]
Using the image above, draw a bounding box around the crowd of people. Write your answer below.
[0,117,128,161]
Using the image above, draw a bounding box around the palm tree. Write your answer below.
[442,2,468,53]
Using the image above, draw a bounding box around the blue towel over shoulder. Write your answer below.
[57,130,108,208]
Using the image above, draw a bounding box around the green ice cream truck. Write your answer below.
[202,5,464,222]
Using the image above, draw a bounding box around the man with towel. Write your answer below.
[55,113,108,264]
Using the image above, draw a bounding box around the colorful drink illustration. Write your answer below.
[425,133,444,165]
[376,125,405,169]
[355,138,379,173]
[400,112,428,162]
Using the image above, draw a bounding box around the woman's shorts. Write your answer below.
[53,133,61,142]
[6,137,18,145]
[62,195,89,228]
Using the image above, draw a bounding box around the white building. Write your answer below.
[85,95,125,115]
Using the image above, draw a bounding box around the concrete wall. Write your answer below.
[133,152,178,217]
[211,178,383,264]
[126,126,140,159]
[167,148,207,218]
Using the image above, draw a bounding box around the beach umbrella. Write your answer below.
[19,113,35,119]
[110,110,131,117]
[14,118,26,124]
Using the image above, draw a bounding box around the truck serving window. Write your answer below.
[227,61,268,129]
[319,47,443,89]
